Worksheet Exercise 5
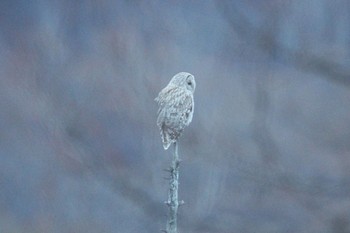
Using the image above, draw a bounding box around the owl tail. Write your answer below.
[162,132,172,150]
[160,125,172,150]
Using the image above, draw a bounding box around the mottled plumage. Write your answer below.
[155,72,196,150]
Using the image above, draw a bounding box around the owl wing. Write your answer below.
[178,91,194,126]
[155,86,194,149]
[155,85,172,115]
[155,86,193,126]
[155,84,177,125]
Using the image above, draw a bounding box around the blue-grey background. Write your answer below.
[1,1,350,232]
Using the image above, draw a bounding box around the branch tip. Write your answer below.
[163,168,171,173]
[164,200,171,206]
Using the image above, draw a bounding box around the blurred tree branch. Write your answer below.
[217,1,350,200]
[217,1,350,87]
[94,168,164,220]
[253,75,280,163]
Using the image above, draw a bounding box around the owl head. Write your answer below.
[169,72,196,93]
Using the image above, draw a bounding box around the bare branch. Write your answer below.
[165,142,181,233]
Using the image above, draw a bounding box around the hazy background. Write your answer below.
[1,0,350,232]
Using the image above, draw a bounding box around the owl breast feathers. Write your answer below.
[155,72,195,150]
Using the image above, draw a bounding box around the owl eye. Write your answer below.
[187,80,192,85]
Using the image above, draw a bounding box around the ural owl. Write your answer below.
[155,72,196,150]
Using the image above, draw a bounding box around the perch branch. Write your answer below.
[164,142,182,233]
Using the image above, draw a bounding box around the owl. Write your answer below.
[155,72,196,150]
